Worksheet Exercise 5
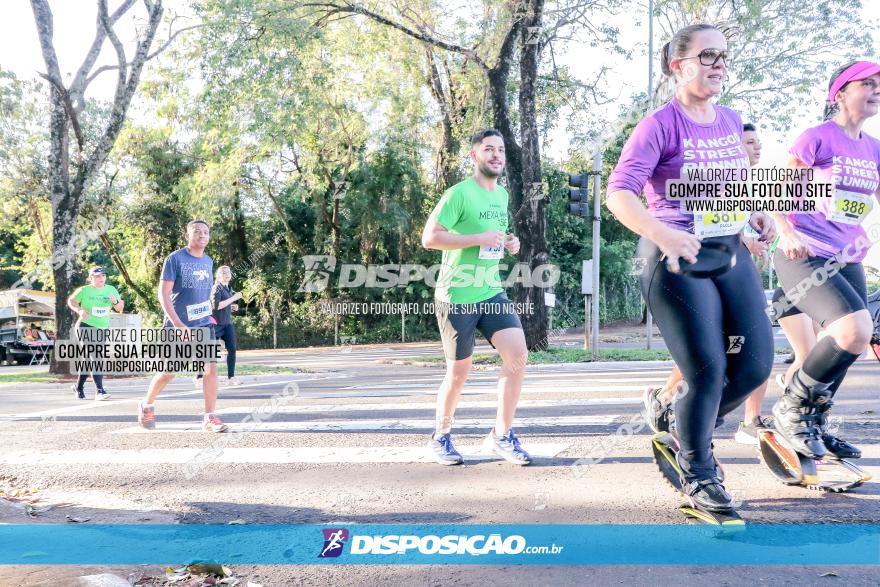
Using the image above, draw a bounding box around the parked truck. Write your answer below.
[0,289,56,365]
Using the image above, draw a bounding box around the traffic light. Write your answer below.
[568,173,591,218]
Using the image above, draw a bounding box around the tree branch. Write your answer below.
[29,0,70,200]
[36,72,85,152]
[98,0,130,114]
[85,23,203,87]
[301,1,489,70]
[75,0,164,195]
[68,0,138,107]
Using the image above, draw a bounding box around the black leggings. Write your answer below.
[75,323,104,392]
[198,323,237,379]
[639,234,774,481]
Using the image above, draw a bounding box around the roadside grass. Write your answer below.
[408,347,672,365]
[405,346,793,365]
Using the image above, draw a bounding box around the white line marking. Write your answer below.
[0,444,570,465]
[0,377,314,421]
[343,377,667,390]
[112,415,622,434]
[338,385,662,395]
[213,397,641,415]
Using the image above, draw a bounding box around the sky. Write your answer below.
[1,1,158,104]
[2,0,880,268]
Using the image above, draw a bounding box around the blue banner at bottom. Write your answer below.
[1,524,878,565]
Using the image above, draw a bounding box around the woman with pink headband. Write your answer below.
[770,60,880,460]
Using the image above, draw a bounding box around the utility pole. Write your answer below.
[645,0,654,350]
[648,0,654,108]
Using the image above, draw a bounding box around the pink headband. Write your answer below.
[828,61,880,103]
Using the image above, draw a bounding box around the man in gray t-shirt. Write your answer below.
[138,220,227,433]
[160,247,214,328]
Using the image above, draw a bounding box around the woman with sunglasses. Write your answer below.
[606,24,775,514]
[770,61,880,460]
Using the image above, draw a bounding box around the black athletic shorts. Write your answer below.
[769,286,803,321]
[435,292,522,360]
[772,249,868,328]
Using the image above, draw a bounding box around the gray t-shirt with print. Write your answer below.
[161,248,214,327]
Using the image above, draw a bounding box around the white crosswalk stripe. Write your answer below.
[211,397,642,415]
[113,414,624,434]
[0,444,572,465]
[1,364,657,465]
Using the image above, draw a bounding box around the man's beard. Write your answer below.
[478,161,504,178]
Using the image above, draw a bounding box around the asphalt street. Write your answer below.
[0,339,878,586]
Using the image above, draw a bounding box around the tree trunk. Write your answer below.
[517,0,548,350]
[229,183,249,264]
[426,49,462,187]
[31,0,165,374]
[50,198,77,376]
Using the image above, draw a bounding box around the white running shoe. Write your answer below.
[227,377,241,386]
[734,416,772,445]
[482,428,531,465]
[202,413,228,433]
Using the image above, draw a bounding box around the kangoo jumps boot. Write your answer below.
[816,400,862,459]
[771,370,831,459]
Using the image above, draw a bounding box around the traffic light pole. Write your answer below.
[568,155,602,358]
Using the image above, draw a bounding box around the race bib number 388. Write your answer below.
[827,189,873,225]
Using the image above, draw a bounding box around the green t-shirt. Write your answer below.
[74,284,121,328]
[430,177,509,304]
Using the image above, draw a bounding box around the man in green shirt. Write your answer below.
[421,128,531,466]
[67,266,124,400]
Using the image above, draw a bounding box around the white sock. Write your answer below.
[435,415,453,436]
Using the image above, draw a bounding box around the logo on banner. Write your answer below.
[318,528,349,558]
[299,255,337,292]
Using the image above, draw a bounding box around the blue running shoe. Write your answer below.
[483,428,532,465]
[428,432,463,465]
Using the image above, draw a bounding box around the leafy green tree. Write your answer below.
[29,0,168,372]
[653,0,872,129]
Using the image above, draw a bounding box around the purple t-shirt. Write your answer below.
[606,98,749,231]
[787,121,880,262]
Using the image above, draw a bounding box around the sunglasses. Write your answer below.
[679,48,730,67]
